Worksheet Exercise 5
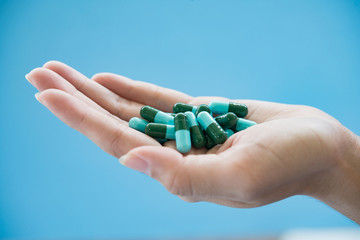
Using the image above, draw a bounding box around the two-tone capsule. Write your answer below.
[209,101,248,118]
[214,112,238,129]
[140,106,174,125]
[197,111,227,144]
[195,104,212,116]
[233,118,257,132]
[145,123,175,139]
[225,129,234,137]
[173,103,197,114]
[128,117,149,133]
[205,135,217,149]
[174,113,191,153]
[185,111,206,148]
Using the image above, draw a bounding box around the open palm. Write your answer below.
[27,61,344,209]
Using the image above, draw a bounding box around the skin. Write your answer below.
[26,61,360,224]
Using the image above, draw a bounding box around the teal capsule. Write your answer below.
[173,103,197,114]
[129,117,149,133]
[184,111,206,148]
[140,106,174,125]
[205,135,217,149]
[233,118,257,132]
[174,113,192,153]
[195,104,211,116]
[214,112,238,129]
[225,129,234,137]
[145,123,175,139]
[197,111,227,144]
[209,101,248,118]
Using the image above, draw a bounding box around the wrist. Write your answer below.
[308,126,360,223]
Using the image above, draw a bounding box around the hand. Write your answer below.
[26,61,360,223]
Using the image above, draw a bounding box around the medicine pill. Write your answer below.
[225,129,234,137]
[173,103,197,114]
[185,111,206,148]
[145,123,175,139]
[205,135,217,149]
[195,104,211,116]
[174,113,192,153]
[129,102,256,152]
[140,106,174,125]
[197,111,227,144]
[214,112,237,129]
[129,117,149,133]
[209,101,248,118]
[233,118,257,132]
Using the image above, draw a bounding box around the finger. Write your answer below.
[36,89,159,158]
[119,145,257,201]
[26,67,114,118]
[43,61,142,120]
[92,73,193,112]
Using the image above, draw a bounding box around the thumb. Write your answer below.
[119,146,248,201]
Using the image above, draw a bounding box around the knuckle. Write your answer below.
[109,127,124,158]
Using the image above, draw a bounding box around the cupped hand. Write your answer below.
[26,61,360,222]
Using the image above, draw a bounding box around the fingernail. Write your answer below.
[119,154,150,176]
[25,74,32,83]
[35,93,41,102]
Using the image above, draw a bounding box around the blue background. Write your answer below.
[0,0,359,238]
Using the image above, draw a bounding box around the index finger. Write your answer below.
[92,73,193,112]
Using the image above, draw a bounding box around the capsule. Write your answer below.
[214,112,237,129]
[197,111,227,144]
[129,117,149,133]
[140,106,174,125]
[205,135,217,149]
[209,101,248,118]
[195,104,211,116]
[173,103,197,114]
[145,123,175,139]
[174,113,192,153]
[184,111,206,148]
[225,129,234,137]
[233,118,257,132]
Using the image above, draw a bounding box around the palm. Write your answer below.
[28,61,340,207]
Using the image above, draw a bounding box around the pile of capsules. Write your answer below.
[129,101,256,153]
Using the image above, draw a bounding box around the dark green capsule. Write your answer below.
[185,111,206,148]
[214,112,238,129]
[173,103,197,114]
[205,135,217,149]
[209,101,248,118]
[145,123,175,139]
[197,111,227,145]
[195,104,211,116]
[140,106,174,124]
[174,113,192,153]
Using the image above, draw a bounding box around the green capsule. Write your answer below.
[197,111,227,144]
[232,118,257,132]
[205,135,217,149]
[173,103,197,114]
[145,123,175,139]
[128,117,149,133]
[185,111,206,148]
[140,106,174,125]
[214,112,238,129]
[195,104,211,116]
[209,101,248,118]
[225,129,234,137]
[174,113,191,153]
